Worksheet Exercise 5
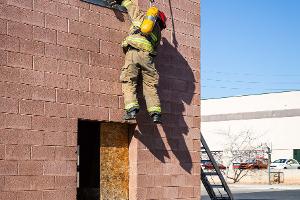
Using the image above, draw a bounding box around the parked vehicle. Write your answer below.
[270,159,300,169]
[201,160,227,170]
[233,158,268,169]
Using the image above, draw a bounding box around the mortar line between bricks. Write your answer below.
[55,88,58,103]
[31,55,34,70]
[66,74,69,90]
[68,18,129,33]
[88,51,91,65]
[44,43,108,55]
[1,111,71,122]
[0,110,37,117]
[3,11,45,28]
[5,20,8,35]
[88,78,91,91]
[4,32,125,58]
[4,4,199,33]
[42,100,46,118]
[17,98,21,115]
[44,40,125,58]
[17,162,20,176]
[3,49,35,59]
[67,19,70,33]
[18,98,54,104]
[30,113,33,130]
[108,108,111,121]
[0,79,65,91]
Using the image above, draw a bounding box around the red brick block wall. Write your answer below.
[0,0,200,199]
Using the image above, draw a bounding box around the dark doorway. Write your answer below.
[293,149,300,162]
[77,120,100,200]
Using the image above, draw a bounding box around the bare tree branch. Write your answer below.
[222,129,267,183]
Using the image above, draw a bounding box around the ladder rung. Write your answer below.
[211,184,224,188]
[203,171,218,176]
[201,134,234,200]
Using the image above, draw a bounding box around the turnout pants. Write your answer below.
[120,49,161,114]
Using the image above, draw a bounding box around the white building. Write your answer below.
[201,91,300,162]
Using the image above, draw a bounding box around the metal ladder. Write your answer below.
[201,134,234,200]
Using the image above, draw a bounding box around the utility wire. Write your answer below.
[201,69,300,98]
[202,85,300,91]
[203,78,300,85]
[201,90,300,99]
[202,69,300,77]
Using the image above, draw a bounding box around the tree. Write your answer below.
[222,129,268,183]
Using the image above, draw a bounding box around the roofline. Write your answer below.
[201,90,300,100]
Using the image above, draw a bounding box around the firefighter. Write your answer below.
[118,0,167,124]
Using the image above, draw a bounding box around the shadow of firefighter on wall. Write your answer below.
[134,37,196,173]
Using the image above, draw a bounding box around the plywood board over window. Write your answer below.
[100,122,130,200]
[77,120,131,200]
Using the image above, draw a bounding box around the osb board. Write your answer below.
[100,123,129,200]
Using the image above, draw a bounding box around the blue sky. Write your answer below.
[201,0,300,99]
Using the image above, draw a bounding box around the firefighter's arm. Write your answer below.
[121,0,144,27]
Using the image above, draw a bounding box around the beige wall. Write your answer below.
[202,91,300,161]
[202,91,300,115]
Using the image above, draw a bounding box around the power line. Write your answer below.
[202,85,300,91]
[201,89,300,100]
[201,69,300,98]
[203,78,300,85]
[202,69,300,77]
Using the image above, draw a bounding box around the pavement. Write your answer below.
[201,184,300,200]
[229,183,300,191]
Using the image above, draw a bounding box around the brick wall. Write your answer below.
[0,0,200,199]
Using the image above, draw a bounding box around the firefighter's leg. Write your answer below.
[138,51,162,123]
[120,50,140,119]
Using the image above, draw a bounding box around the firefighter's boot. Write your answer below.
[151,112,162,124]
[124,107,139,120]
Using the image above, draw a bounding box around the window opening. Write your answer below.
[81,0,127,12]
[77,120,132,200]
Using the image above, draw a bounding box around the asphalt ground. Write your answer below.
[201,184,300,200]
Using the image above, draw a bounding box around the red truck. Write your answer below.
[201,160,227,170]
[233,158,268,170]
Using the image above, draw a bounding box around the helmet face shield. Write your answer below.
[158,11,167,30]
